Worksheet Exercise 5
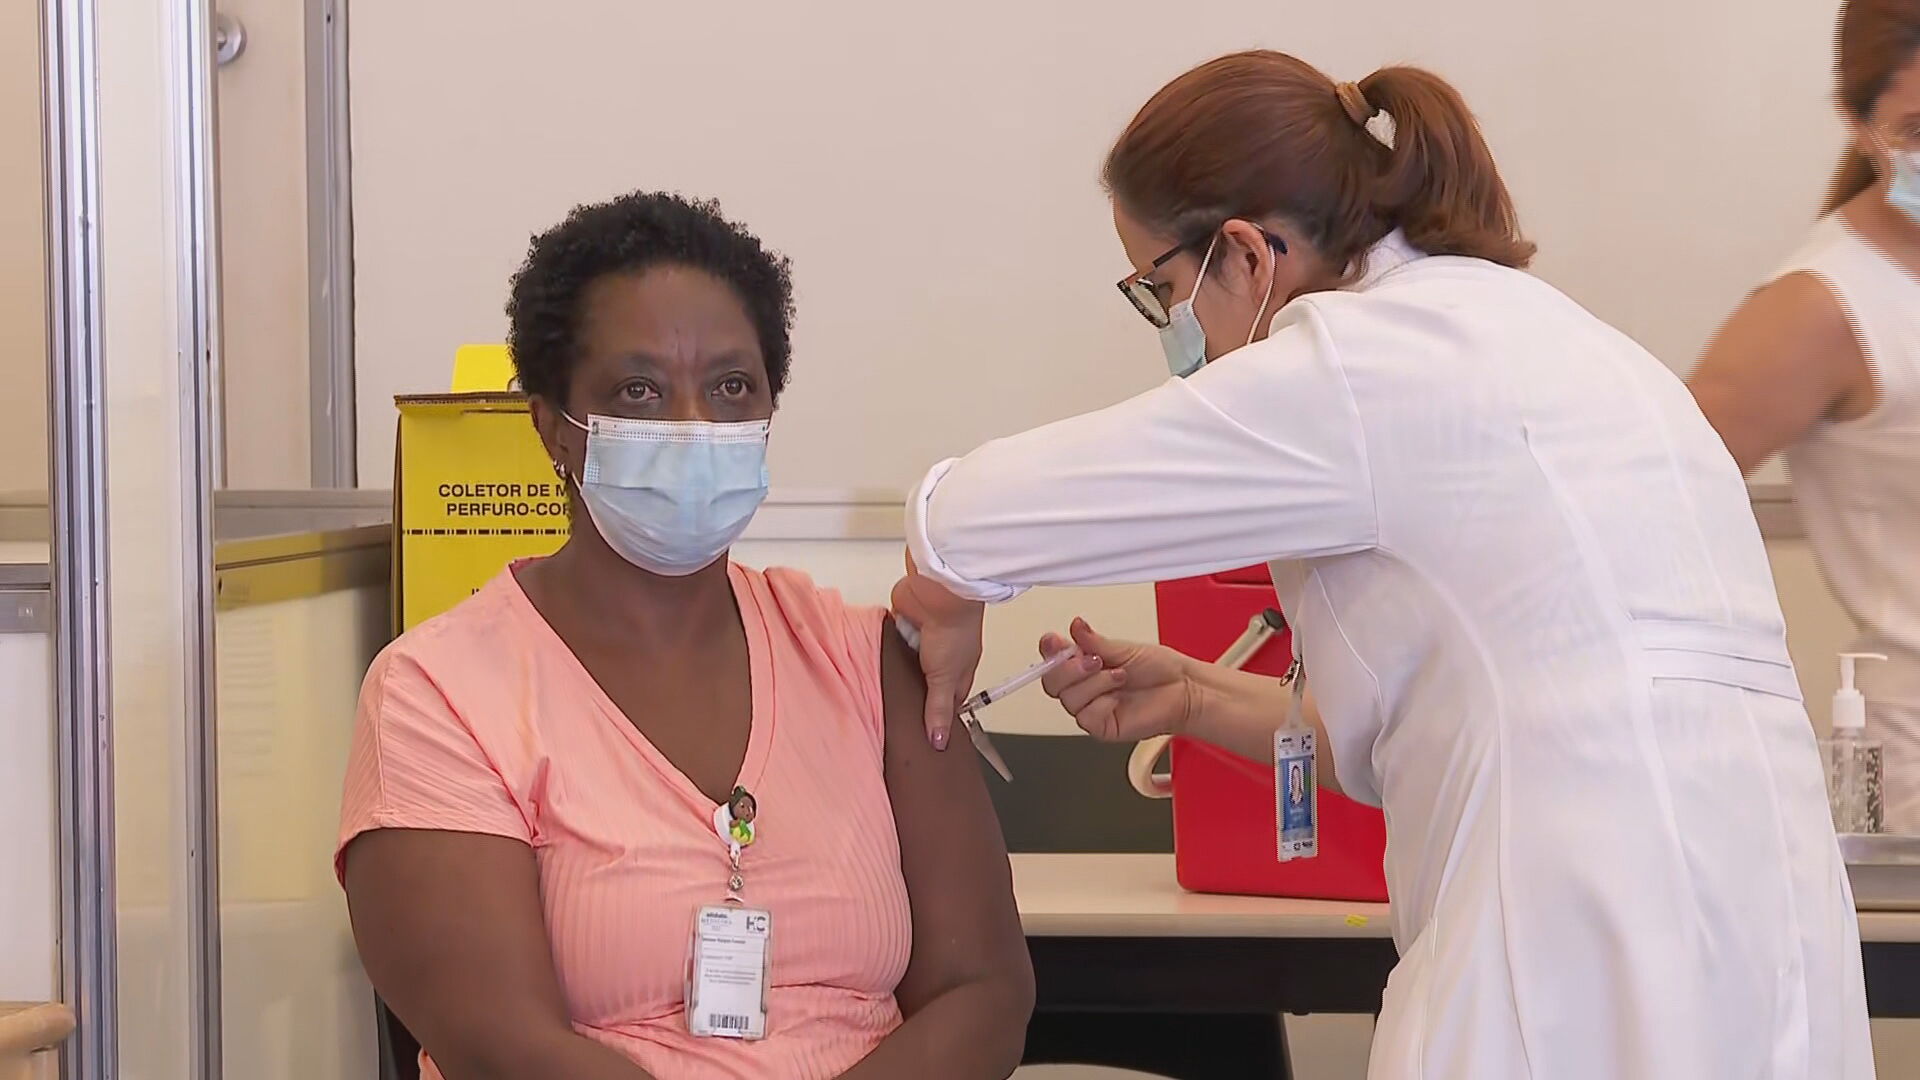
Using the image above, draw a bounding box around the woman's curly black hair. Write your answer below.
[505,191,796,406]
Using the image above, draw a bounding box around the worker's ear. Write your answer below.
[1217,218,1277,301]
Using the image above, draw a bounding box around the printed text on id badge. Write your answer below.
[687,904,772,1040]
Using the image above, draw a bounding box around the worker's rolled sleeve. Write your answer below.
[907,457,1025,603]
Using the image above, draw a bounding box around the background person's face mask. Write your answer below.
[1888,148,1920,225]
[565,413,770,576]
[1870,130,1920,225]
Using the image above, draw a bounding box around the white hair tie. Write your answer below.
[1335,81,1396,151]
[1364,109,1397,150]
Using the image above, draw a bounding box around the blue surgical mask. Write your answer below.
[1158,235,1220,379]
[1889,150,1920,225]
[565,413,770,576]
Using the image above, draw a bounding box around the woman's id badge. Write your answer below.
[686,904,771,1040]
[1274,662,1317,861]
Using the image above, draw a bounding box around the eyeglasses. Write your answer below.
[1115,226,1288,329]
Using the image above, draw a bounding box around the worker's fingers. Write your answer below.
[1069,617,1136,666]
[924,676,959,751]
[1038,631,1071,659]
[1040,655,1106,699]
[1040,633,1105,698]
[1071,696,1123,742]
[1055,667,1126,715]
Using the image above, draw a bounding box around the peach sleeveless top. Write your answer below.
[337,561,911,1079]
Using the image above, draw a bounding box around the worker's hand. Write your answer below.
[891,550,985,751]
[1039,618,1197,743]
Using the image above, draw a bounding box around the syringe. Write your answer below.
[892,618,1081,783]
[960,646,1084,715]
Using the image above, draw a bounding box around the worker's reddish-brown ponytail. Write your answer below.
[1103,50,1535,280]
[1826,0,1920,215]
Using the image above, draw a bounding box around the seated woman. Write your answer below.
[337,191,1033,1080]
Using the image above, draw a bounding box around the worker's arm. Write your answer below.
[1187,660,1341,797]
[838,621,1033,1079]
[896,305,1374,746]
[1039,621,1345,798]
[1688,272,1876,474]
[905,304,1377,604]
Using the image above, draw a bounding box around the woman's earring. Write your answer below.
[553,460,569,482]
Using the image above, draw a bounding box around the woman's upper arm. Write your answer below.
[906,312,1377,602]
[877,619,1032,1015]
[339,649,577,1074]
[1688,273,1872,474]
[344,830,580,1076]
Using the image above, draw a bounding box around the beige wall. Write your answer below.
[347,0,1839,494]
[1773,534,1859,728]
[1,0,46,495]
[215,0,313,488]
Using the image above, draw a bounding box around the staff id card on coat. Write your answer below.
[686,904,772,1040]
[1275,728,1318,860]
[1275,665,1318,861]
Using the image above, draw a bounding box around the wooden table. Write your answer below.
[1012,853,1920,1078]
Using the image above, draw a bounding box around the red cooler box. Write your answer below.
[1150,566,1389,901]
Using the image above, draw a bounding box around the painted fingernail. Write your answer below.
[932,729,949,750]
[1081,656,1102,672]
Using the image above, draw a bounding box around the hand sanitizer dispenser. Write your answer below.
[1822,652,1887,834]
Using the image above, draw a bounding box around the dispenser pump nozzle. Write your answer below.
[1834,652,1888,731]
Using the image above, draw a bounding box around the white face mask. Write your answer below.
[564,412,770,576]
[1889,149,1920,226]
[1158,235,1219,379]
[1868,130,1920,225]
[1155,231,1280,379]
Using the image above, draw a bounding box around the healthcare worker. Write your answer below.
[891,50,1875,1079]
[1690,0,1920,834]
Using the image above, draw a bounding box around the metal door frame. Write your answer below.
[42,1,115,1076]
[44,0,229,1077]
[305,0,355,488]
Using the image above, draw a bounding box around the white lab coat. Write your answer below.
[906,234,1875,1079]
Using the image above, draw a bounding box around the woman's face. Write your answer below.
[534,265,775,479]
[1112,201,1318,362]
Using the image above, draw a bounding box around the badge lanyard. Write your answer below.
[687,786,772,1040]
[714,785,757,899]
[1274,653,1319,862]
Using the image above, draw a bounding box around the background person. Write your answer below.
[1690,0,1920,834]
